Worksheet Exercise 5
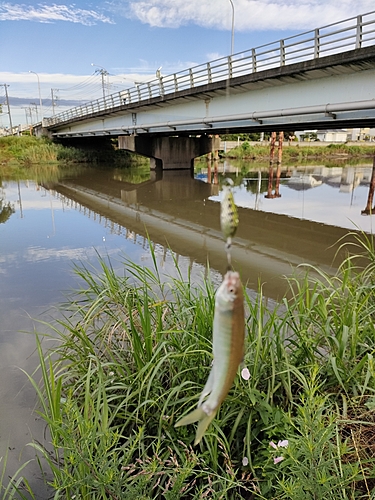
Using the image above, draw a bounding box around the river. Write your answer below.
[1,158,374,497]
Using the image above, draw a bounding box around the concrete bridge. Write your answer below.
[40,10,375,169]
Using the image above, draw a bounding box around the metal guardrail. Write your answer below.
[44,10,375,128]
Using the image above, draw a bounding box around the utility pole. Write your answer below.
[23,107,33,133]
[91,64,109,99]
[98,69,108,99]
[22,107,31,125]
[51,88,58,116]
[30,102,38,122]
[1,84,14,133]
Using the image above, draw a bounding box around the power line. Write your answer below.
[56,72,99,91]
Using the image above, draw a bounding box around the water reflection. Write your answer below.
[264,164,282,199]
[0,198,15,223]
[3,163,375,287]
[362,161,375,216]
[200,162,375,232]
[40,163,375,301]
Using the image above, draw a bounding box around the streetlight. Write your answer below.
[228,0,235,55]
[91,63,109,99]
[29,70,43,122]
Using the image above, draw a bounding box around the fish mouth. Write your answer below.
[224,270,241,296]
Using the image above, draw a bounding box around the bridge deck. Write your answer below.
[43,10,375,136]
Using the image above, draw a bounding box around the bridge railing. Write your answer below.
[44,10,375,128]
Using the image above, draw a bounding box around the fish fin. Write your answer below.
[194,409,218,445]
[175,407,218,446]
[175,407,206,428]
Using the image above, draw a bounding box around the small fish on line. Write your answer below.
[220,178,239,268]
[175,270,245,445]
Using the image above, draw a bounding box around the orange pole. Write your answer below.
[270,131,276,166]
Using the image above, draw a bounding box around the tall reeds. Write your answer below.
[0,135,145,167]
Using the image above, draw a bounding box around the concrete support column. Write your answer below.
[32,123,53,138]
[118,135,220,170]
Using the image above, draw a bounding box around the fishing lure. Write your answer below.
[175,270,245,445]
[220,178,239,268]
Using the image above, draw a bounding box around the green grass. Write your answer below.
[6,233,375,498]
[0,450,36,499]
[0,135,148,169]
[224,142,375,161]
[0,135,62,164]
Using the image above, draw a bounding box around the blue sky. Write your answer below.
[1,0,374,126]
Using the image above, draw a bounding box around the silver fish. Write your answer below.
[175,270,245,445]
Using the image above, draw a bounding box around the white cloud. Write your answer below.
[0,71,93,86]
[115,0,375,31]
[0,2,114,25]
[0,67,196,100]
[0,245,120,271]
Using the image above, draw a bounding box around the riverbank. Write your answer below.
[222,141,375,161]
[0,136,144,175]
[4,234,375,499]
[2,137,375,173]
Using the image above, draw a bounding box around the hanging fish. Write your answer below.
[220,178,239,268]
[175,270,245,445]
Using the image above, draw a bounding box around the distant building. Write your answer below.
[316,130,348,142]
[295,128,374,142]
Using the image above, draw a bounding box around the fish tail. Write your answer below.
[175,407,206,427]
[175,407,218,445]
[194,410,217,445]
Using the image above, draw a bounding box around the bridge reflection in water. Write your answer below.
[45,166,373,301]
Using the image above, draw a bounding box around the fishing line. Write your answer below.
[220,178,251,383]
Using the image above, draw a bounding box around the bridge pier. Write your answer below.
[118,135,220,170]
